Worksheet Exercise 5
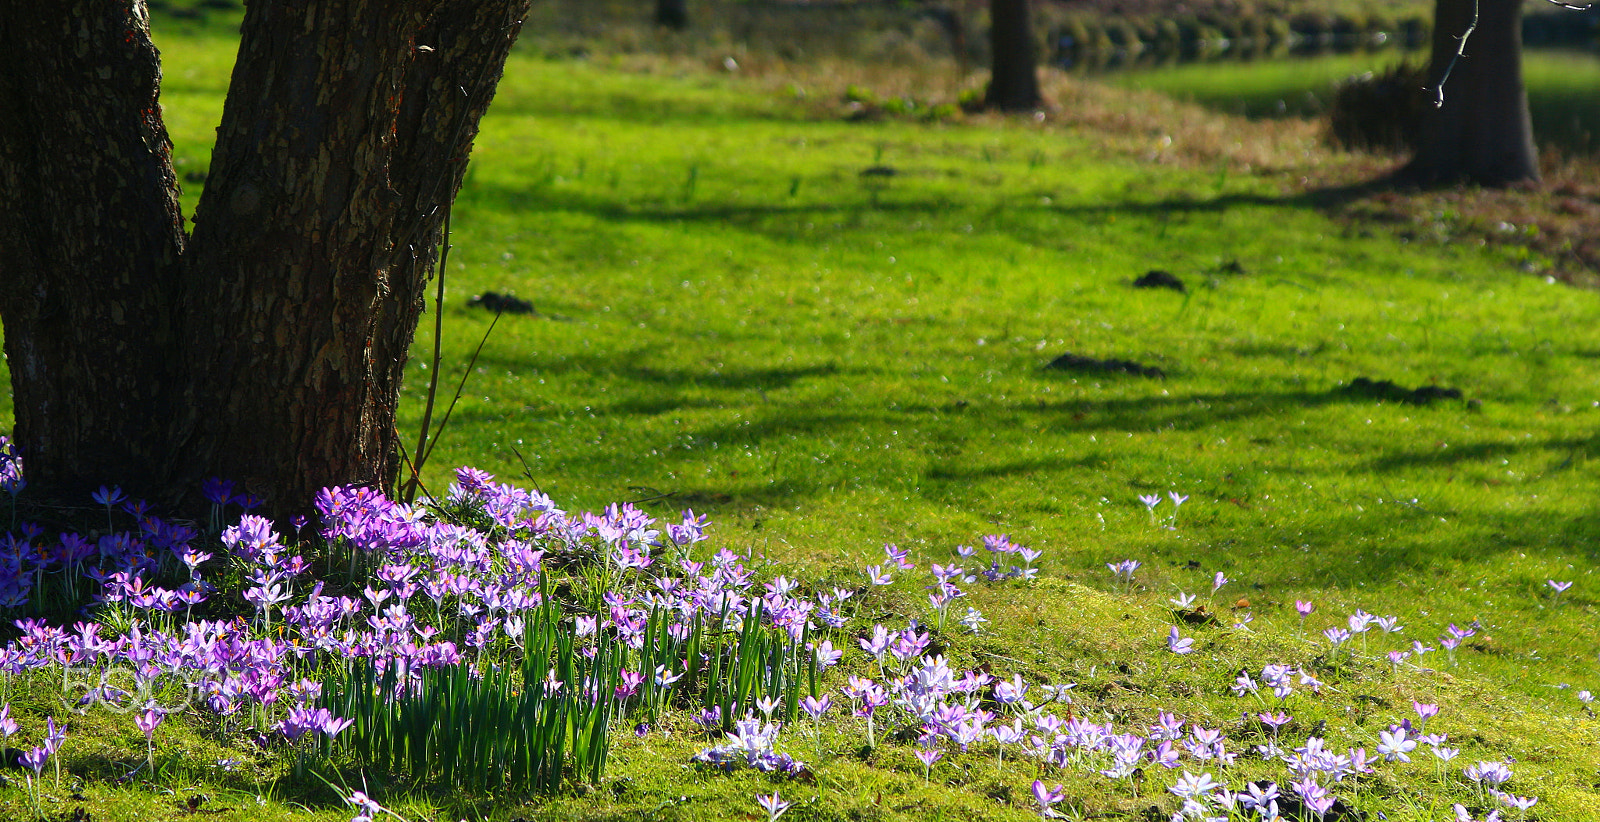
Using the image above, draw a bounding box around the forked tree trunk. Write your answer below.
[984,0,1042,111]
[1403,0,1539,186]
[0,1,532,518]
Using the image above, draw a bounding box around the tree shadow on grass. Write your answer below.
[1358,436,1594,474]
[430,352,1600,591]
[1023,386,1463,434]
[471,350,848,391]
[459,175,1383,252]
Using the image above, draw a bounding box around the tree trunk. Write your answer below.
[984,0,1042,112]
[1403,0,1538,186]
[0,4,189,501]
[0,1,532,518]
[656,0,688,30]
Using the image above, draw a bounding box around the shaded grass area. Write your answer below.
[1108,49,1416,118]
[2,11,1600,822]
[1111,46,1600,156]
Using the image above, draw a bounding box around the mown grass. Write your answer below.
[1,9,1599,822]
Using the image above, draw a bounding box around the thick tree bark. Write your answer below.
[0,1,532,517]
[1402,0,1538,186]
[655,0,688,30]
[0,4,189,497]
[984,0,1042,112]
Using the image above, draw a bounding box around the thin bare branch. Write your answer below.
[1429,0,1479,108]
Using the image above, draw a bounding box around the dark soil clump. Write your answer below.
[1045,352,1166,378]
[1132,269,1186,293]
[1338,377,1462,405]
[469,291,537,315]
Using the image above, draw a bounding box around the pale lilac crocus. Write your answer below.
[1493,791,1537,813]
[957,607,988,634]
[19,744,49,812]
[93,485,125,531]
[1377,726,1417,762]
[755,791,791,822]
[1031,780,1065,819]
[1295,599,1315,636]
[1259,711,1292,736]
[1167,626,1195,655]
[1293,777,1335,820]
[1464,760,1513,786]
[1169,770,1220,800]
[1452,803,1502,822]
[346,790,383,821]
[0,703,16,747]
[1240,782,1280,819]
[1108,559,1140,594]
[915,746,943,782]
[1433,745,1461,781]
[19,745,47,777]
[800,694,831,759]
[859,624,890,666]
[136,706,163,751]
[993,674,1028,707]
[1165,492,1188,526]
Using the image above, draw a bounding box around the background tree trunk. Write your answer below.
[1403,0,1538,186]
[984,0,1042,111]
[656,0,689,30]
[0,1,532,518]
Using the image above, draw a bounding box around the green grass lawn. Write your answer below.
[1,13,1598,822]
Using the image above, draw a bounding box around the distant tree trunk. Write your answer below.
[656,0,688,29]
[1402,0,1538,186]
[0,1,531,519]
[984,0,1042,111]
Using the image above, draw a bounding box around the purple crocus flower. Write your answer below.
[135,706,164,741]
[1031,781,1065,818]
[19,745,48,776]
[801,695,833,720]
[755,791,790,822]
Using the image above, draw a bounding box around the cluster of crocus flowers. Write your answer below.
[692,715,805,775]
[0,454,1560,821]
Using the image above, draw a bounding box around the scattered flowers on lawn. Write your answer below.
[0,444,1557,819]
